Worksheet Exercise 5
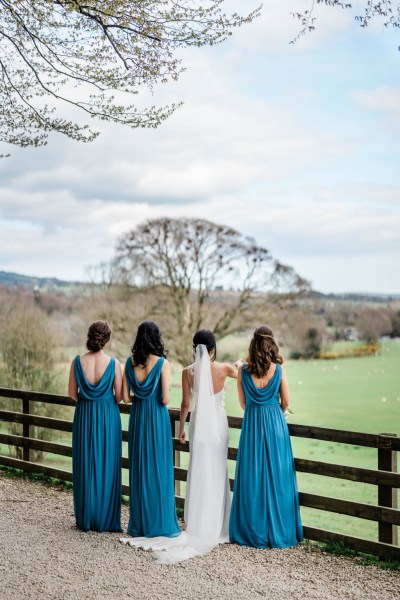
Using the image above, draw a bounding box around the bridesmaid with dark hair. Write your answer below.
[229,325,303,549]
[68,320,123,532]
[121,321,180,539]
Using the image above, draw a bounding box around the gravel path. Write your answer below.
[0,472,399,600]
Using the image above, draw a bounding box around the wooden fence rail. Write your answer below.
[0,387,398,559]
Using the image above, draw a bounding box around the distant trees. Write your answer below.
[114,217,308,364]
[280,308,328,359]
[356,306,395,343]
[0,301,56,391]
[0,300,60,458]
[324,303,358,341]
[386,305,400,338]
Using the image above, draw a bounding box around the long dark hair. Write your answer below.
[131,321,168,368]
[246,325,283,378]
[192,329,217,361]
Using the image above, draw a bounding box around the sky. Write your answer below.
[0,1,399,294]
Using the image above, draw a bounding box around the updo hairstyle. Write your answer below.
[131,321,168,368]
[86,320,112,353]
[246,325,283,378]
[192,329,217,361]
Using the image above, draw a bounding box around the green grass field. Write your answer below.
[1,338,399,542]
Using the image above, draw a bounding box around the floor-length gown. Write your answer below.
[72,356,122,532]
[123,356,180,538]
[229,363,303,548]
[121,345,231,563]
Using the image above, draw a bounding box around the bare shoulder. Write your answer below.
[162,357,171,371]
[219,361,237,375]
[213,360,227,369]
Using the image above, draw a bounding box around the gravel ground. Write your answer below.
[0,472,399,600]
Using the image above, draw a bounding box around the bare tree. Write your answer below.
[115,217,308,364]
[386,304,400,338]
[356,306,392,343]
[0,1,260,151]
[279,308,328,359]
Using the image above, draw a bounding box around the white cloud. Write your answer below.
[0,1,399,293]
[351,86,400,130]
[352,86,400,113]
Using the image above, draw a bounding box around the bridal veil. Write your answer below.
[121,344,231,563]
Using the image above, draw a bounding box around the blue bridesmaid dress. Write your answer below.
[72,356,122,532]
[229,363,303,548]
[125,356,180,538]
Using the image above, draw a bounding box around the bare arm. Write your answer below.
[161,359,171,406]
[279,365,290,412]
[113,359,123,403]
[122,371,132,404]
[68,360,78,402]
[224,362,239,380]
[179,368,191,444]
[237,366,246,411]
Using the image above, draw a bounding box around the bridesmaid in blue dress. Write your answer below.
[68,320,123,532]
[229,325,303,549]
[122,321,180,538]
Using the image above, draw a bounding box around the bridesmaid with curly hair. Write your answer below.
[229,325,303,549]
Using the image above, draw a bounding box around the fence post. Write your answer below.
[174,420,181,497]
[22,397,30,462]
[378,433,398,546]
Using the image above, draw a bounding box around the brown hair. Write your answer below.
[86,320,111,353]
[246,325,283,378]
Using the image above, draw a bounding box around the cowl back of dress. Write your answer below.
[125,356,164,401]
[241,362,282,406]
[74,356,115,401]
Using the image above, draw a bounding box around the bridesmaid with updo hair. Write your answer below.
[229,325,303,549]
[68,320,123,532]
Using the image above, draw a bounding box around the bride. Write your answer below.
[121,329,238,563]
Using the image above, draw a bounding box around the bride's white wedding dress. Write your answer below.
[120,344,231,563]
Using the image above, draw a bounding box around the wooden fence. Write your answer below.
[0,387,399,559]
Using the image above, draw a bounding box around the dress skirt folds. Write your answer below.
[72,356,122,532]
[125,357,180,538]
[229,363,303,548]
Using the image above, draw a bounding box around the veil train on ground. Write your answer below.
[120,344,231,563]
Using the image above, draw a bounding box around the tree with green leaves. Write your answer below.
[0,1,260,151]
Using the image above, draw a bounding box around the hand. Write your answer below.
[179,430,186,444]
[234,358,243,369]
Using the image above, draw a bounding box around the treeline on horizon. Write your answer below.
[1,217,399,398]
